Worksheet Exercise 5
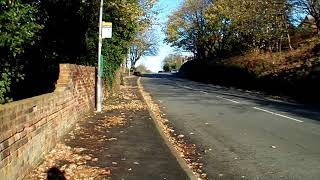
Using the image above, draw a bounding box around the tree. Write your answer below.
[135,64,152,73]
[128,0,159,70]
[0,1,42,103]
[129,30,158,69]
[162,54,184,71]
[165,0,296,62]
[165,0,213,60]
[205,0,293,52]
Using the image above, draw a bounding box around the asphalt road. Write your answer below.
[141,73,320,180]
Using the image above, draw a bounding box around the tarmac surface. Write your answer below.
[24,77,188,180]
[141,73,320,180]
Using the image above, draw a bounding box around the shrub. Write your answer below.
[0,1,42,104]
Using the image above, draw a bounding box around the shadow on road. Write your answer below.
[142,73,178,79]
[142,73,320,123]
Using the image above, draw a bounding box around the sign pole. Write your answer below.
[97,0,103,112]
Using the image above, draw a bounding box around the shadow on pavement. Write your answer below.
[47,167,66,180]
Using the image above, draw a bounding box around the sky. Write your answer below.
[135,0,186,72]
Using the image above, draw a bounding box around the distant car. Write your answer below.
[158,71,163,73]
[171,69,177,73]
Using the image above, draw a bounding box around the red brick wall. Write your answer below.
[0,64,96,180]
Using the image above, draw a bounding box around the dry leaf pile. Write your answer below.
[103,85,146,112]
[97,116,125,129]
[137,78,207,180]
[103,100,146,112]
[24,143,111,180]
[24,84,143,179]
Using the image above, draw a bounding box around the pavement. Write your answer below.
[141,73,320,180]
[24,77,188,180]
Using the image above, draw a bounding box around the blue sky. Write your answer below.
[136,0,185,72]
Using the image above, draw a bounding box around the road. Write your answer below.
[141,73,320,180]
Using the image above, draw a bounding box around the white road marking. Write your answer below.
[253,107,304,123]
[216,96,240,104]
[167,79,306,124]
[183,85,194,90]
[200,91,208,94]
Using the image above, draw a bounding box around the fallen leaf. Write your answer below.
[177,134,185,138]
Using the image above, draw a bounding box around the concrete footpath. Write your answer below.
[24,77,188,180]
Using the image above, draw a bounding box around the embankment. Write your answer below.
[179,43,320,103]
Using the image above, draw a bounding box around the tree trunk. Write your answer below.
[312,15,320,34]
[317,20,320,34]
[287,32,293,50]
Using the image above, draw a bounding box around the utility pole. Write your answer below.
[97,0,103,112]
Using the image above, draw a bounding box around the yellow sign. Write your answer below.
[103,22,112,27]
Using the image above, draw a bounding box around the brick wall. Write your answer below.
[0,64,96,180]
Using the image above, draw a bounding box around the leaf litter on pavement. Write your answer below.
[24,143,111,180]
[24,80,148,180]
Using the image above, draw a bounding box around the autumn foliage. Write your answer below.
[167,0,320,103]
